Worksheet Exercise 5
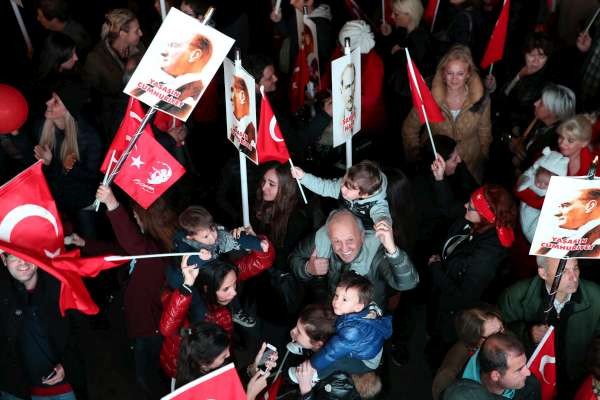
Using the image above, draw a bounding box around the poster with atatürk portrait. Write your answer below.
[224,58,258,164]
[124,8,234,121]
[530,176,600,259]
[331,47,361,147]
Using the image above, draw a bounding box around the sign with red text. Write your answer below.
[224,58,258,164]
[530,176,600,259]
[124,8,234,121]
[331,47,361,147]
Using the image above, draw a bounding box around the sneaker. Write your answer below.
[288,366,299,384]
[286,341,304,355]
[232,309,256,327]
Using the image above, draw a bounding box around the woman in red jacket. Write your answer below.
[159,235,275,380]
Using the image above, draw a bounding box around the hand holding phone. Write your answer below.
[257,343,278,373]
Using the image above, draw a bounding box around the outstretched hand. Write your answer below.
[375,220,397,254]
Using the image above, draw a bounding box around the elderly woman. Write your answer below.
[402,45,491,182]
[84,8,144,138]
[426,185,516,364]
[382,0,431,123]
[509,83,576,171]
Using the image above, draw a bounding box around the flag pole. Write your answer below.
[430,0,440,32]
[95,150,116,211]
[488,63,494,76]
[10,0,33,58]
[274,0,282,14]
[159,0,167,20]
[343,37,353,170]
[234,48,251,227]
[584,7,600,34]
[544,155,598,324]
[405,48,437,157]
[93,7,216,211]
[288,159,308,204]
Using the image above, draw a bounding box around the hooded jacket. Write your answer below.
[311,306,392,372]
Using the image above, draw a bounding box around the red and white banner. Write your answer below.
[114,132,185,209]
[161,363,246,400]
[257,89,290,164]
[527,325,556,400]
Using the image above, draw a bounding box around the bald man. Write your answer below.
[291,209,418,308]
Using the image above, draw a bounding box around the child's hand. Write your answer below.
[296,361,316,395]
[260,239,269,253]
[375,220,397,254]
[199,249,212,261]
[291,166,305,180]
[181,255,199,285]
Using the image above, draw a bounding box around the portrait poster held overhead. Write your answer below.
[124,8,234,121]
[530,176,600,259]
[331,47,361,147]
[224,58,258,165]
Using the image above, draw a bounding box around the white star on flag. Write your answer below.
[130,155,144,169]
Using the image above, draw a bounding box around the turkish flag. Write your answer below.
[480,0,510,69]
[161,363,246,400]
[263,375,283,400]
[101,98,153,173]
[113,131,185,209]
[423,0,440,30]
[257,90,291,164]
[406,49,445,124]
[527,325,556,400]
[289,46,310,114]
[0,162,125,315]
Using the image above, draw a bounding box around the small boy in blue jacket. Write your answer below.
[288,272,392,384]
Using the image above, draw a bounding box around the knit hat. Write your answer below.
[536,147,569,176]
[338,20,375,54]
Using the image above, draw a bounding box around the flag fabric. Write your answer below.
[161,363,246,400]
[0,162,125,315]
[480,0,511,69]
[527,325,556,400]
[101,98,153,172]
[289,46,310,114]
[263,375,283,400]
[405,49,445,124]
[423,0,440,30]
[257,89,291,164]
[113,131,185,209]
[153,109,184,133]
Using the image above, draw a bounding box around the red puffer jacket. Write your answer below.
[158,239,275,378]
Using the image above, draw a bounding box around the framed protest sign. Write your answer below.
[124,8,234,122]
[331,47,361,148]
[224,58,258,165]
[302,17,321,93]
[530,176,600,259]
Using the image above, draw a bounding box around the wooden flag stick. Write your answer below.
[288,158,308,204]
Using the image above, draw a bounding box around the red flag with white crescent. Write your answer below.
[527,325,556,400]
[101,98,154,173]
[480,0,511,69]
[0,162,125,315]
[113,132,185,209]
[257,89,291,164]
[161,363,246,400]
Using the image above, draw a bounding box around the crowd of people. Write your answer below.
[2,0,600,399]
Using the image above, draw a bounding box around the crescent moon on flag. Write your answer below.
[0,204,61,257]
[539,355,556,384]
[269,116,284,142]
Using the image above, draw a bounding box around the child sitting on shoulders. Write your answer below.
[169,206,266,327]
[516,147,568,242]
[288,272,392,384]
[291,160,391,258]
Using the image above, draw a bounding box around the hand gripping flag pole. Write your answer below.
[544,155,599,324]
[93,7,216,211]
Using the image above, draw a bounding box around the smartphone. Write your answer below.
[43,369,57,381]
[257,343,277,372]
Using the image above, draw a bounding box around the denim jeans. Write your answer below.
[31,391,76,400]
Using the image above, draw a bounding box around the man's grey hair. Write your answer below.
[541,84,576,121]
[536,256,551,271]
[325,209,364,234]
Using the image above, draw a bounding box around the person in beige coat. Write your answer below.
[402,45,491,182]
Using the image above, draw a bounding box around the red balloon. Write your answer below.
[0,84,29,134]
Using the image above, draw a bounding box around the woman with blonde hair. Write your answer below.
[402,45,491,182]
[557,114,596,176]
[34,89,102,237]
[84,8,144,138]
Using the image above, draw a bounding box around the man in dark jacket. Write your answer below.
[500,256,600,398]
[0,252,86,400]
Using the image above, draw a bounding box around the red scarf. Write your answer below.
[471,187,514,247]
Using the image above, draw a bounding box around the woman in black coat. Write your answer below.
[425,184,517,366]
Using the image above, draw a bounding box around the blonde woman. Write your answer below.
[402,45,491,182]
[34,90,102,237]
[83,8,144,138]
